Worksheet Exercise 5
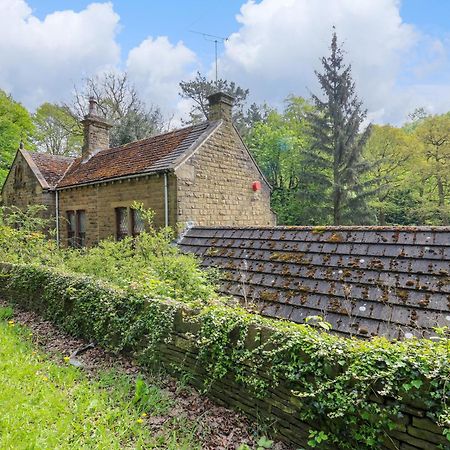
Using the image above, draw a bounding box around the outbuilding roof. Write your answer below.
[179,226,450,340]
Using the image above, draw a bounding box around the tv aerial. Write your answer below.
[190,30,229,84]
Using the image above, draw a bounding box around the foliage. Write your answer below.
[32,102,82,156]
[0,89,35,187]
[2,262,450,449]
[2,205,450,448]
[0,204,218,306]
[414,114,450,225]
[364,125,420,224]
[70,71,165,147]
[179,71,249,126]
[0,317,202,449]
[302,31,374,225]
[246,96,315,224]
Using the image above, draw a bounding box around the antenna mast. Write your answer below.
[190,30,228,84]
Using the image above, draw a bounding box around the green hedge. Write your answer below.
[1,262,450,449]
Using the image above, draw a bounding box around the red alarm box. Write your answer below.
[252,181,261,192]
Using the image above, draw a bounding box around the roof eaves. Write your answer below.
[232,123,273,191]
[170,121,222,171]
[56,167,171,190]
[20,149,50,189]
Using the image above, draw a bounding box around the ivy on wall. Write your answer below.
[1,262,450,449]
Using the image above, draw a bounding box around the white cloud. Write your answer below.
[0,0,120,109]
[217,0,423,124]
[126,36,197,119]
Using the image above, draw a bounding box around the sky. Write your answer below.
[2,0,450,125]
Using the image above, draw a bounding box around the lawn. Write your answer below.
[0,307,200,450]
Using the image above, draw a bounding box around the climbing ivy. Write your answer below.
[1,262,450,449]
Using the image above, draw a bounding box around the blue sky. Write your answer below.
[3,0,450,124]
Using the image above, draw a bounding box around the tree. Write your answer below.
[32,103,82,156]
[414,114,450,224]
[302,31,374,225]
[179,71,250,131]
[364,125,419,224]
[246,96,314,224]
[70,72,164,147]
[0,90,34,186]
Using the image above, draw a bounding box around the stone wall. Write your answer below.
[1,151,56,225]
[157,314,449,450]
[175,121,276,227]
[57,173,177,247]
[0,261,447,450]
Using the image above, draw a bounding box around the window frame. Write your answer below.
[131,208,145,237]
[67,210,86,248]
[115,207,129,241]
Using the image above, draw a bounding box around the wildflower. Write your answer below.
[141,413,147,417]
[64,356,70,362]
[42,376,48,381]
[136,418,144,424]
[8,320,14,326]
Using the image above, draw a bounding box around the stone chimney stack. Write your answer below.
[207,92,234,123]
[81,97,113,160]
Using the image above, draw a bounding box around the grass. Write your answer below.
[0,308,201,450]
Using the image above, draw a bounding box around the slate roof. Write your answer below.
[24,151,74,189]
[179,226,450,340]
[57,121,218,188]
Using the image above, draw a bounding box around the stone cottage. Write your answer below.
[1,93,275,246]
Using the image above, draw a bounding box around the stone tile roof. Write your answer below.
[57,121,218,188]
[25,151,74,189]
[179,226,450,340]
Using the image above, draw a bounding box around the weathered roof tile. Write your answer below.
[179,225,450,339]
[57,121,217,188]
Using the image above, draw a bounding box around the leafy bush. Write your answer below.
[0,204,219,305]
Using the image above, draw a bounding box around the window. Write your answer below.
[115,207,128,241]
[67,211,76,247]
[67,210,86,248]
[77,210,86,247]
[131,209,145,237]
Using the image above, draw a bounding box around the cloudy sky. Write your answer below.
[2,0,450,125]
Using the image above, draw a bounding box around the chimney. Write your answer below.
[207,92,234,123]
[81,97,113,160]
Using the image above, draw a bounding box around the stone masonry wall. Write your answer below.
[158,312,449,450]
[175,121,276,227]
[1,152,56,225]
[0,260,446,450]
[57,173,177,247]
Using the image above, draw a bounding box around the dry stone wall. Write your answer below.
[0,262,448,450]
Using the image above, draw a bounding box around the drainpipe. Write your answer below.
[55,190,60,246]
[164,172,169,227]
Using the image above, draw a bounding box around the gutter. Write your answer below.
[56,169,171,191]
[56,190,60,246]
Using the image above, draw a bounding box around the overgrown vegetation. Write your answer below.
[0,204,219,306]
[1,206,450,449]
[0,310,201,449]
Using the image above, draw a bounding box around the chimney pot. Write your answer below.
[88,96,97,115]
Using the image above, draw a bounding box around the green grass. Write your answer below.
[0,311,201,450]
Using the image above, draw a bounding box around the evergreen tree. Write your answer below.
[301,31,374,225]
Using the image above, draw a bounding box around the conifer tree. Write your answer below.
[301,30,374,225]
